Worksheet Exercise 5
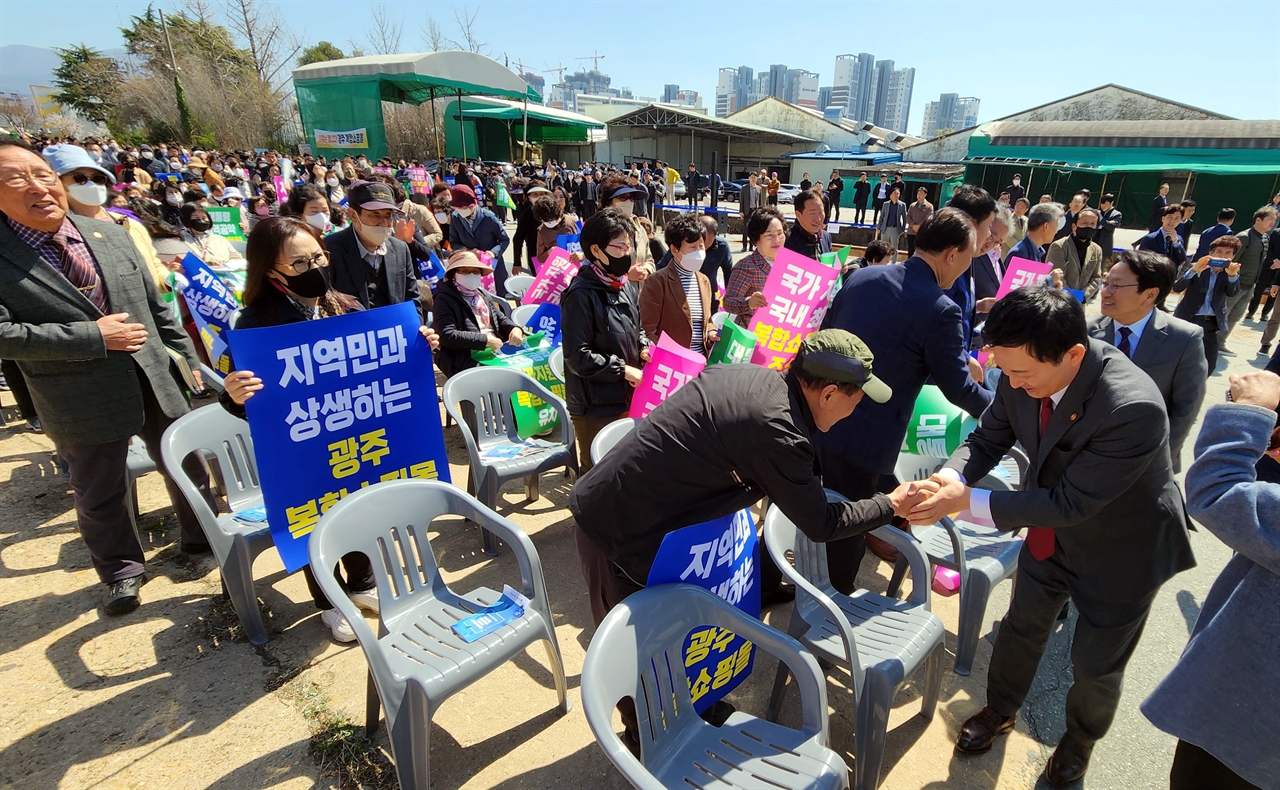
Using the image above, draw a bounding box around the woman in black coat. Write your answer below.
[432,250,524,378]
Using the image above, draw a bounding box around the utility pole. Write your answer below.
[157,9,193,142]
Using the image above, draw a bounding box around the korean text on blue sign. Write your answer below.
[180,253,239,372]
[646,508,759,713]
[524,303,562,346]
[226,302,451,572]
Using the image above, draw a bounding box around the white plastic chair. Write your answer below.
[763,491,945,790]
[887,448,1029,675]
[504,274,535,300]
[309,479,570,790]
[441,366,577,555]
[510,303,538,328]
[547,347,564,382]
[589,417,637,465]
[160,404,273,645]
[582,584,849,790]
[711,311,729,330]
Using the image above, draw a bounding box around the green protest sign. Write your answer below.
[902,384,977,457]
[707,319,757,365]
[473,333,565,438]
[206,206,245,241]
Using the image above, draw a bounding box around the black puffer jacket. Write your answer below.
[432,279,518,377]
[560,266,648,416]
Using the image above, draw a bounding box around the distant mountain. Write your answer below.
[0,45,61,96]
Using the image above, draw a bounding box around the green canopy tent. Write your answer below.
[291,51,542,161]
[442,97,604,162]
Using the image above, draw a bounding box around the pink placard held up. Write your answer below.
[475,250,497,292]
[271,176,286,204]
[979,256,1056,370]
[521,247,579,305]
[995,256,1053,299]
[746,247,839,370]
[628,332,707,420]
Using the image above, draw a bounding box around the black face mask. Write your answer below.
[1073,226,1096,243]
[597,247,632,277]
[279,265,330,298]
[186,216,213,233]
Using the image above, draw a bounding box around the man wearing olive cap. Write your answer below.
[571,328,929,621]
[571,328,931,748]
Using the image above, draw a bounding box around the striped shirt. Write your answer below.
[677,265,705,354]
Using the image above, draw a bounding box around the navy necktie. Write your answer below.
[1117,326,1133,358]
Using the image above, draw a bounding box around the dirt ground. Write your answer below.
[0,315,1264,790]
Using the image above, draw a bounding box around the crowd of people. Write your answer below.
[2,129,1280,790]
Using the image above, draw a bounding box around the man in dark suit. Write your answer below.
[1173,235,1242,371]
[1004,202,1062,269]
[818,206,994,593]
[1189,207,1235,268]
[1096,193,1123,262]
[1149,183,1170,230]
[0,142,213,614]
[911,287,1195,788]
[1135,204,1187,271]
[1090,251,1206,470]
[327,180,422,316]
[1004,173,1026,206]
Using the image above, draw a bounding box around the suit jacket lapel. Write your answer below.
[1132,310,1170,368]
[1035,341,1105,471]
[0,216,103,316]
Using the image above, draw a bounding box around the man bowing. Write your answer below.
[908,287,1194,788]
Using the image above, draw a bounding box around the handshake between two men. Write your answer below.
[883,476,969,525]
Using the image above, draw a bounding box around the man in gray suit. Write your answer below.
[738,172,764,251]
[1089,251,1207,471]
[0,142,213,614]
[909,287,1195,788]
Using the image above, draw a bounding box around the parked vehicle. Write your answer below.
[777,184,801,204]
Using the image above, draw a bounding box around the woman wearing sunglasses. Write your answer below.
[220,216,440,643]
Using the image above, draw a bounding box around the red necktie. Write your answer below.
[1026,397,1056,561]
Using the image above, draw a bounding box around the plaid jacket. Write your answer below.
[723,250,771,327]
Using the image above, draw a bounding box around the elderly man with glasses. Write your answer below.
[0,141,215,615]
[324,180,424,319]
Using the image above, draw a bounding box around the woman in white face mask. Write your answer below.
[637,212,719,356]
[431,250,524,378]
[44,144,173,290]
[531,190,584,268]
[283,183,334,235]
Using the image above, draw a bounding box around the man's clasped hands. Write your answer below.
[885,474,976,524]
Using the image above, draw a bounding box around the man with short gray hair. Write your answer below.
[1005,202,1063,267]
[1047,206,1104,301]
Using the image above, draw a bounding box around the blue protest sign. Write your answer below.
[226,302,451,572]
[1065,287,1086,303]
[416,249,446,288]
[646,509,759,712]
[180,253,240,372]
[525,303,562,346]
[556,233,582,255]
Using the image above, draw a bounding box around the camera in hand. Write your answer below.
[1209,258,1230,269]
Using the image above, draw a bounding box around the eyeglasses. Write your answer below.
[1100,280,1140,293]
[282,251,329,274]
[606,241,633,254]
[71,172,111,186]
[1,169,59,189]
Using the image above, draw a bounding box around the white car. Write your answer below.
[672,178,687,198]
[777,184,801,204]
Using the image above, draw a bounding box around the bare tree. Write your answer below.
[223,0,300,86]
[421,15,446,52]
[367,4,403,55]
[0,95,40,132]
[451,6,486,54]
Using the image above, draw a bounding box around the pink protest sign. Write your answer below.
[521,247,579,305]
[995,256,1053,299]
[271,176,286,204]
[475,250,497,292]
[407,167,430,194]
[978,256,1056,370]
[747,247,839,370]
[629,333,707,419]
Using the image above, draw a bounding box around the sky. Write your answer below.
[3,0,1279,135]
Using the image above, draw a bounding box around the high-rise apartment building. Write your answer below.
[832,53,876,120]
[768,64,788,99]
[883,67,914,133]
[818,86,833,112]
[921,93,981,137]
[868,59,894,127]
[715,68,736,117]
[785,69,819,108]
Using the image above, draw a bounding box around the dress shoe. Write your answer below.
[956,707,1016,752]
[760,584,797,609]
[104,573,147,615]
[1044,734,1093,787]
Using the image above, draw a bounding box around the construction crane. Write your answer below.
[542,63,568,83]
[512,59,534,77]
[576,52,606,71]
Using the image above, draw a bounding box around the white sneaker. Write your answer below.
[349,588,380,614]
[320,608,357,643]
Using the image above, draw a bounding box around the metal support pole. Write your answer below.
[458,90,466,162]
[430,88,442,168]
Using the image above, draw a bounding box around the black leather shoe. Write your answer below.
[104,574,147,615]
[180,540,212,555]
[956,707,1016,752]
[1045,734,1093,787]
[761,584,797,609]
